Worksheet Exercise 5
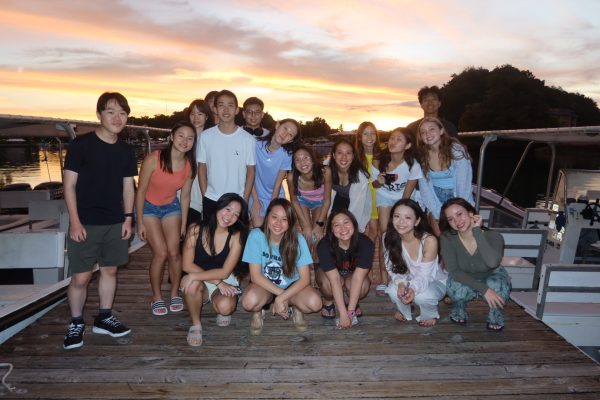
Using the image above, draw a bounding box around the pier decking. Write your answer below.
[1,246,600,399]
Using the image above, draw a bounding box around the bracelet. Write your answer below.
[216,280,223,287]
[124,212,134,218]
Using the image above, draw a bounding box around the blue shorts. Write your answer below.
[433,186,454,205]
[298,194,323,210]
[143,198,181,219]
[376,195,400,208]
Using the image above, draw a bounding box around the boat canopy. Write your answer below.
[0,113,169,141]
[459,126,600,210]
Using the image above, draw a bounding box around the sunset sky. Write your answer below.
[1,0,599,130]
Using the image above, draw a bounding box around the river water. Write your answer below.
[1,141,598,208]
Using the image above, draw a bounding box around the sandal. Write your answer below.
[216,314,231,327]
[354,303,362,317]
[486,322,504,332]
[292,307,307,332]
[320,303,336,319]
[375,284,387,297]
[151,300,168,316]
[449,315,467,325]
[170,296,184,313]
[187,324,203,346]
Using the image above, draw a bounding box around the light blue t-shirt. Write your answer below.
[252,141,292,215]
[242,228,313,289]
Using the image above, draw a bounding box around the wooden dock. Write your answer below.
[1,246,600,399]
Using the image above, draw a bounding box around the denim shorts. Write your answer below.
[143,197,181,219]
[433,186,454,205]
[376,194,400,208]
[298,194,323,210]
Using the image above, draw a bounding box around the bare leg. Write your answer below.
[184,281,207,327]
[161,215,183,299]
[98,266,118,309]
[67,271,94,318]
[143,216,168,302]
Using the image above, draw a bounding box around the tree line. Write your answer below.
[129,64,600,138]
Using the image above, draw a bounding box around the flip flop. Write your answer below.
[486,322,504,332]
[187,324,203,346]
[449,315,467,325]
[320,303,336,319]
[151,300,168,316]
[170,296,184,313]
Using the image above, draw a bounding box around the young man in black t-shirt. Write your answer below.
[62,92,137,350]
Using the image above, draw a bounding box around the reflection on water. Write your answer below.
[0,145,146,188]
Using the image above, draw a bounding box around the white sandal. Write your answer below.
[216,314,231,327]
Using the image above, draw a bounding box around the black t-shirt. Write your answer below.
[316,233,374,276]
[64,131,137,225]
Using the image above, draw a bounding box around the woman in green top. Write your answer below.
[439,198,511,331]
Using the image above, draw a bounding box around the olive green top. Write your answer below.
[440,227,504,294]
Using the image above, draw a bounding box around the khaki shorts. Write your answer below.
[67,223,129,274]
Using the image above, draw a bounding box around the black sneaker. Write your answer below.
[92,315,131,337]
[63,322,85,350]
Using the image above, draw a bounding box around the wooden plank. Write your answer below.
[0,245,599,400]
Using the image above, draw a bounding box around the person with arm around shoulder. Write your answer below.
[315,209,375,329]
[439,197,510,331]
[179,193,249,346]
[62,92,137,350]
[383,199,447,327]
[250,118,301,228]
[241,198,322,335]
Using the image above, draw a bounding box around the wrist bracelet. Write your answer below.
[124,212,134,218]
[216,280,223,287]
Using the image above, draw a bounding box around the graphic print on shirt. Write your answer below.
[262,252,284,285]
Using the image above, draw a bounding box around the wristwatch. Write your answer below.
[315,221,324,227]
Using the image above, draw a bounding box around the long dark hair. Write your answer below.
[200,193,249,279]
[291,145,324,195]
[325,209,360,270]
[438,197,478,234]
[384,199,433,275]
[329,138,369,185]
[354,121,381,168]
[259,118,302,155]
[262,198,299,278]
[378,127,416,173]
[416,117,469,177]
[159,121,197,180]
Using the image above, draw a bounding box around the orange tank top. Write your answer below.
[145,151,192,205]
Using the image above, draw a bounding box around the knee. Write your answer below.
[70,273,91,289]
[306,293,323,313]
[100,266,118,278]
[153,247,168,263]
[241,293,260,312]
[167,247,181,261]
[214,299,236,316]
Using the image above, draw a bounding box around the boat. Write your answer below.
[0,114,164,343]
[460,126,600,359]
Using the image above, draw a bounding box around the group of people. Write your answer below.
[62,87,512,350]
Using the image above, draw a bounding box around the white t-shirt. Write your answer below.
[198,125,256,201]
[373,160,423,204]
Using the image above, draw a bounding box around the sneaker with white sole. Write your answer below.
[92,315,131,337]
[63,322,85,350]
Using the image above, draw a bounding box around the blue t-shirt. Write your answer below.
[242,228,312,289]
[253,141,292,208]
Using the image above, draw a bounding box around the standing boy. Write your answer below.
[242,97,269,138]
[62,92,137,350]
[198,90,256,221]
[406,86,458,139]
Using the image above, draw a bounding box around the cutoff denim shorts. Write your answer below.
[143,197,181,219]
[298,195,323,209]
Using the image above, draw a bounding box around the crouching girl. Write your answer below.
[241,198,322,335]
[316,209,375,329]
[383,199,447,327]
